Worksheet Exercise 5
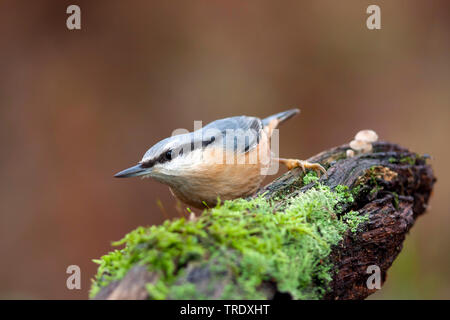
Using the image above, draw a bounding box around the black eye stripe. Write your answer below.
[141,136,218,168]
[140,160,154,168]
[202,136,215,147]
[157,149,172,164]
[141,149,172,168]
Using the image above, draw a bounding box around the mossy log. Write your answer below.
[93,141,435,300]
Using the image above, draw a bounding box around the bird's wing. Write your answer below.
[200,116,262,153]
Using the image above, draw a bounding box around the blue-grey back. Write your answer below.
[140,110,298,166]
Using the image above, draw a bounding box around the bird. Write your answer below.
[114,109,326,208]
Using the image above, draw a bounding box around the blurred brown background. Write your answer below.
[0,0,448,299]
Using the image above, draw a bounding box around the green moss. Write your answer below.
[302,171,319,185]
[392,192,399,210]
[334,185,355,204]
[400,156,416,165]
[368,166,380,185]
[342,210,369,233]
[370,185,382,196]
[388,155,418,166]
[270,182,302,200]
[388,157,397,163]
[351,185,361,197]
[90,184,368,300]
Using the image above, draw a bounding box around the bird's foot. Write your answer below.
[277,158,328,177]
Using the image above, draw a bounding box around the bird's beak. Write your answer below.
[114,164,150,178]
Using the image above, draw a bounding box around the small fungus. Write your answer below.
[346,149,355,158]
[347,129,378,156]
[355,130,378,143]
[349,139,372,153]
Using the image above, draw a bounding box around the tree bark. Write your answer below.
[94,141,436,300]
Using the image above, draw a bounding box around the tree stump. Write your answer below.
[92,141,436,300]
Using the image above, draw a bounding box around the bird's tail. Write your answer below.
[262,108,300,127]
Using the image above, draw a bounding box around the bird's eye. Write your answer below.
[165,150,172,161]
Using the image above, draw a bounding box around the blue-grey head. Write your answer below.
[114,132,215,182]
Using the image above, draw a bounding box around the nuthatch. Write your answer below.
[115,109,326,208]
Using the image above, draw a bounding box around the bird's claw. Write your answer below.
[281,158,328,177]
[297,160,327,177]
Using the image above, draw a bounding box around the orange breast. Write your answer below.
[170,133,272,208]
